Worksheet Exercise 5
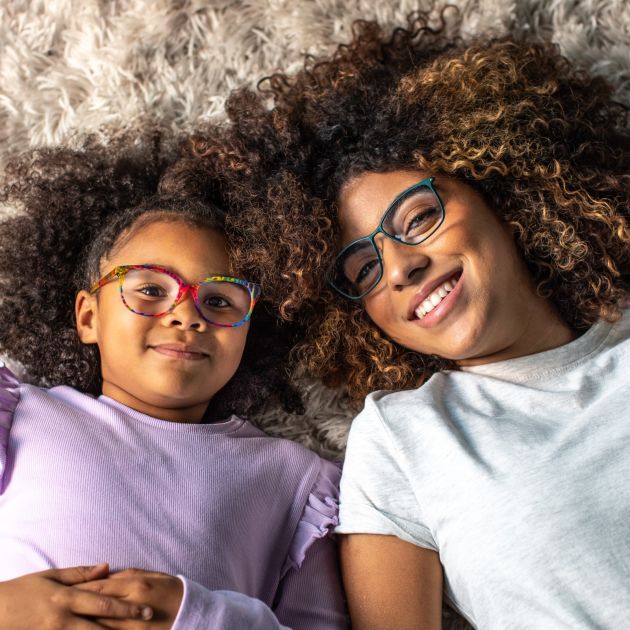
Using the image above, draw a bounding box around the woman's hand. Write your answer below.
[76,568,184,629]
[0,564,154,630]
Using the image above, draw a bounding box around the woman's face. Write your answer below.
[337,170,573,365]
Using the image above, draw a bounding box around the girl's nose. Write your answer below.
[380,236,429,290]
[162,290,208,331]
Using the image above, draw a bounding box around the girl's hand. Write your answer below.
[0,564,155,630]
[77,568,184,630]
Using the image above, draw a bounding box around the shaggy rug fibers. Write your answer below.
[1,2,628,627]
[1,0,628,458]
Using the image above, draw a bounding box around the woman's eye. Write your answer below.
[136,284,168,298]
[355,259,379,285]
[405,205,439,235]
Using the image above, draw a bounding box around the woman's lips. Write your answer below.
[410,271,463,328]
[150,344,208,361]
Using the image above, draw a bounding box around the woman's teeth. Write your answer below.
[415,279,457,319]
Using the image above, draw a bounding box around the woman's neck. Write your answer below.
[456,301,578,368]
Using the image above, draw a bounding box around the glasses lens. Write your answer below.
[332,240,381,298]
[196,280,253,326]
[382,184,443,243]
[122,268,179,314]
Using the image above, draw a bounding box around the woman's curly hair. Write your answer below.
[0,129,303,419]
[194,10,630,404]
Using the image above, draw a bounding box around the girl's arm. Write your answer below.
[272,532,348,628]
[0,564,154,630]
[340,533,443,630]
[79,541,348,630]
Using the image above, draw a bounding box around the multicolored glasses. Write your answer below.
[329,177,446,299]
[89,265,262,328]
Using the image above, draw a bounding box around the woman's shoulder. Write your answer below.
[361,371,457,421]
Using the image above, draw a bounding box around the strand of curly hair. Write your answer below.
[188,10,630,405]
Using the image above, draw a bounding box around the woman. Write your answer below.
[191,13,630,629]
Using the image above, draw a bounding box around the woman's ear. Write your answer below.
[75,290,98,344]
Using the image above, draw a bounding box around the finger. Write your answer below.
[66,589,153,621]
[43,563,110,585]
[110,568,166,579]
[110,568,151,578]
[88,620,128,630]
[67,619,111,630]
[75,579,126,595]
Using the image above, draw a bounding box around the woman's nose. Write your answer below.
[380,236,429,290]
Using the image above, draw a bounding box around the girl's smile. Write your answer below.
[149,342,210,361]
[337,170,575,365]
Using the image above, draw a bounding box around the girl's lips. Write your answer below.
[150,345,208,361]
[410,271,463,328]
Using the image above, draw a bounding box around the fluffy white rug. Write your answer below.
[1,0,629,459]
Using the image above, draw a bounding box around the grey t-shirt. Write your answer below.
[337,311,630,629]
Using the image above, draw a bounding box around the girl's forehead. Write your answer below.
[103,220,230,278]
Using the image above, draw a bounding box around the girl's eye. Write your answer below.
[136,284,168,299]
[203,295,232,309]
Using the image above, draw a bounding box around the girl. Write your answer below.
[198,13,630,630]
[0,134,347,629]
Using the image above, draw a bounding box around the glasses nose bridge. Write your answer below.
[170,282,203,320]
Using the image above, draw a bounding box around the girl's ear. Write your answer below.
[75,290,98,344]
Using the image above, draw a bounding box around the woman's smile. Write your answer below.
[408,269,463,326]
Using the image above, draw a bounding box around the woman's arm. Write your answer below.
[340,533,443,630]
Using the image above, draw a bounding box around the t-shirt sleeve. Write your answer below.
[335,395,438,551]
[0,362,20,492]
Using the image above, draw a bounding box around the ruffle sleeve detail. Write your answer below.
[281,458,342,577]
[0,363,20,488]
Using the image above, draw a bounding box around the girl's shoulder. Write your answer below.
[229,416,341,573]
[0,362,21,486]
[232,416,341,471]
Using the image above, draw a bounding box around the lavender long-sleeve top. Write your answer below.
[0,364,347,629]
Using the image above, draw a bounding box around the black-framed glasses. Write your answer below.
[329,177,446,299]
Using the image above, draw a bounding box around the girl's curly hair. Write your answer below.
[195,11,630,404]
[0,129,303,419]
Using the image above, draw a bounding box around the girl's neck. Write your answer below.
[101,381,210,423]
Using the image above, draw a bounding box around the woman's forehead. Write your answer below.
[337,170,431,237]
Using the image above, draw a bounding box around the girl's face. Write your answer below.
[76,220,249,422]
[337,170,574,365]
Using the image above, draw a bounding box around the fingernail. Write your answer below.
[141,606,153,620]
